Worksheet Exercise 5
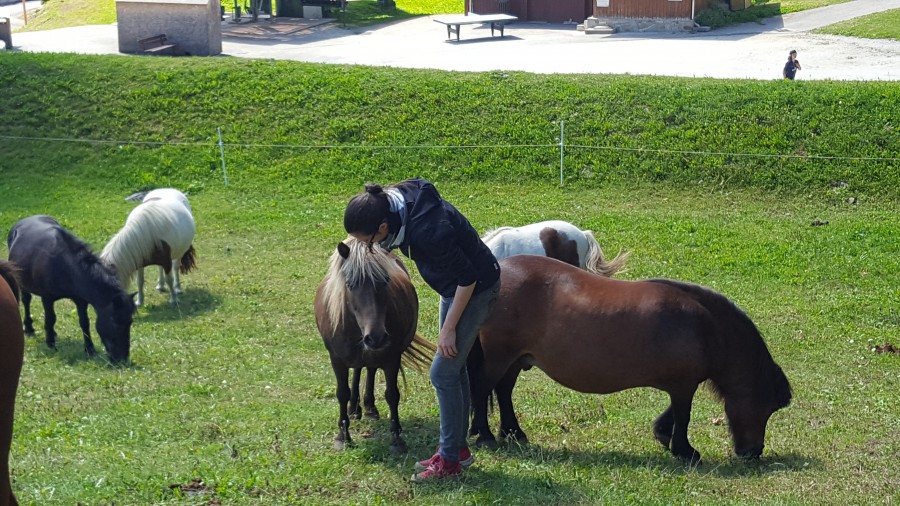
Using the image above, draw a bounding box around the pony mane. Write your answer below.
[64,233,129,300]
[320,238,405,336]
[647,278,792,410]
[100,201,189,288]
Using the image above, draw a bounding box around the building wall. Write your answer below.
[594,0,719,18]
[471,0,716,22]
[116,0,223,56]
[470,0,591,23]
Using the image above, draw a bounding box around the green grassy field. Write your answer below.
[0,53,898,505]
[815,8,900,40]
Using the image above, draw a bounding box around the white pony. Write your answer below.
[101,189,196,306]
[482,220,629,277]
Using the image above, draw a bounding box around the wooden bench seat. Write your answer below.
[138,34,178,55]
[433,13,517,41]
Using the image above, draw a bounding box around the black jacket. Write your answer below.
[391,178,500,298]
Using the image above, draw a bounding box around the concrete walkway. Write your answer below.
[4,0,900,80]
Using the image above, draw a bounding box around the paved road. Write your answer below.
[4,0,900,80]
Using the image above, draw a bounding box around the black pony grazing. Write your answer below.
[7,215,135,363]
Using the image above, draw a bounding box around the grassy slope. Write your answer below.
[0,54,897,196]
[0,53,898,505]
[815,8,900,40]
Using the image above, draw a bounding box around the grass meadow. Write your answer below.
[814,8,900,40]
[0,53,898,505]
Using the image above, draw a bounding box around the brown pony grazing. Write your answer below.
[469,255,792,463]
[314,238,434,453]
[0,260,24,506]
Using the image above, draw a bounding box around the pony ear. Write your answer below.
[337,242,351,259]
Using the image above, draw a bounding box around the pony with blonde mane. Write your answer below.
[482,220,629,277]
[101,194,196,306]
[315,237,434,453]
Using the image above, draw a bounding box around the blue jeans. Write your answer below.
[432,279,501,462]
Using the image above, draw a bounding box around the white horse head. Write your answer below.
[101,197,196,306]
[482,220,628,277]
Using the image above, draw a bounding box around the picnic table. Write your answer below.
[433,13,517,41]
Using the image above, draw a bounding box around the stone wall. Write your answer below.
[582,16,697,33]
[116,0,222,56]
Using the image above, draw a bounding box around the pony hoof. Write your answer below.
[475,436,498,449]
[653,431,672,449]
[24,329,35,336]
[390,440,408,455]
[334,439,350,451]
[676,450,702,465]
[364,411,380,421]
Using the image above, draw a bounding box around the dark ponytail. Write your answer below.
[344,183,390,235]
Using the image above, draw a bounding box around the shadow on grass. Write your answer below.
[340,414,820,479]
[487,438,822,477]
[29,335,144,369]
[137,288,222,323]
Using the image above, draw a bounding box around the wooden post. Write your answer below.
[22,0,28,24]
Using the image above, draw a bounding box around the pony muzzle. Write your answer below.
[362,331,389,351]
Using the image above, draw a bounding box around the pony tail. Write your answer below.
[583,230,630,277]
[0,260,22,303]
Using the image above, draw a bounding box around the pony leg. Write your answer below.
[156,266,166,292]
[74,300,96,356]
[171,260,183,294]
[348,368,362,420]
[470,359,515,448]
[40,298,58,349]
[667,384,702,464]
[496,367,528,443]
[382,361,406,454]
[363,366,380,420]
[653,405,674,449]
[331,360,353,450]
[163,268,177,305]
[135,268,145,307]
[21,291,35,336]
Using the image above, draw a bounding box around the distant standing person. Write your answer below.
[783,50,801,80]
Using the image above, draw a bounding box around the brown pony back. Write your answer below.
[470,255,791,460]
[0,259,25,505]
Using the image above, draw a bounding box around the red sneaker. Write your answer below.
[414,446,473,473]
[410,455,462,483]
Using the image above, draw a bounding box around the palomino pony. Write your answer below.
[7,216,134,362]
[0,260,24,506]
[101,193,196,306]
[469,255,792,462]
[481,220,629,277]
[314,238,434,453]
